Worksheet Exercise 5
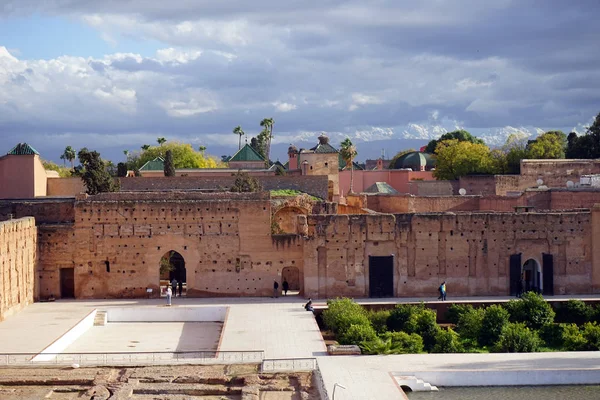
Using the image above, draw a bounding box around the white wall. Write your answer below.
[107,306,228,322]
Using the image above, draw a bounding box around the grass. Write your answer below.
[270,189,321,201]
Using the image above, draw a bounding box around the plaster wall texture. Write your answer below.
[0,155,47,199]
[339,170,434,195]
[303,211,595,299]
[46,177,84,197]
[521,159,600,187]
[299,152,339,200]
[0,217,36,321]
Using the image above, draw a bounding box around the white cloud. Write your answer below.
[273,102,297,112]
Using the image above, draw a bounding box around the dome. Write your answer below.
[392,151,434,170]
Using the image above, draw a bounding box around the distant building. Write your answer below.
[228,143,266,170]
[391,151,436,171]
[0,143,48,199]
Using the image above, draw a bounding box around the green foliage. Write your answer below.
[566,112,600,158]
[136,142,219,170]
[338,323,378,345]
[582,322,600,351]
[432,139,495,180]
[432,328,463,353]
[455,307,484,343]
[502,133,529,174]
[60,145,76,168]
[260,117,274,163]
[251,135,267,161]
[117,162,128,177]
[425,130,484,154]
[361,332,424,355]
[368,310,390,335]
[494,322,541,353]
[387,304,438,351]
[445,303,474,325]
[504,292,555,329]
[77,148,120,195]
[555,300,593,325]
[270,189,320,201]
[322,298,370,335]
[526,131,566,159]
[230,171,262,192]
[538,323,567,348]
[233,125,245,150]
[387,304,419,332]
[164,150,176,177]
[42,160,72,177]
[479,305,510,347]
[562,323,587,351]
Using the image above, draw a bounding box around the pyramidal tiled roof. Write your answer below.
[364,182,399,194]
[139,157,165,171]
[229,144,265,162]
[7,143,39,155]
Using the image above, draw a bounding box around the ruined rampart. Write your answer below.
[0,217,36,321]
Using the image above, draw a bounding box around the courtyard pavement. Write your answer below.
[2,295,600,399]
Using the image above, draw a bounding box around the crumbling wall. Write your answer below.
[0,217,36,321]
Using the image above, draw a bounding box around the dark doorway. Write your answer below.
[160,251,186,296]
[282,266,300,294]
[543,253,554,296]
[60,268,75,298]
[509,253,522,296]
[369,256,394,298]
[523,258,541,294]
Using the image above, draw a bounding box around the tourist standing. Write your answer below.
[438,281,447,301]
[166,285,172,306]
[171,278,178,297]
[273,280,279,298]
[282,279,289,296]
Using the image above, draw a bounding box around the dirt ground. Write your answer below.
[0,364,319,399]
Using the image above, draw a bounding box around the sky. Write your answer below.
[0,1,599,163]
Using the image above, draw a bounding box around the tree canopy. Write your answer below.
[77,148,119,195]
[425,130,484,154]
[566,112,600,158]
[526,131,566,159]
[133,142,219,170]
[433,140,494,180]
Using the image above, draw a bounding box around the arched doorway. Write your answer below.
[160,251,186,297]
[522,258,542,294]
[282,266,300,295]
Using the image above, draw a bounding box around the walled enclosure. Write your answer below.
[0,217,37,321]
[302,211,596,299]
[37,192,305,299]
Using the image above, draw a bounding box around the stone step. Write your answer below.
[93,311,107,326]
[394,375,438,392]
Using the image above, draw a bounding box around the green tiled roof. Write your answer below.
[364,182,399,194]
[139,157,165,171]
[7,143,39,155]
[229,144,265,162]
[310,142,338,154]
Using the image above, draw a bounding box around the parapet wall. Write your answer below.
[0,199,75,224]
[119,175,329,200]
[0,217,37,321]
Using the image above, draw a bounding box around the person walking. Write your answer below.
[178,280,183,297]
[282,279,289,296]
[438,281,447,301]
[166,285,172,306]
[273,280,279,298]
[171,278,178,297]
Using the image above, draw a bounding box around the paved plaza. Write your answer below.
[2,295,600,399]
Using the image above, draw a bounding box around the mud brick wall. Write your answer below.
[0,199,75,224]
[521,159,600,188]
[0,217,36,321]
[119,175,329,200]
[303,211,595,298]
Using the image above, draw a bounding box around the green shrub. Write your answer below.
[479,305,510,347]
[493,322,541,353]
[381,331,424,354]
[538,323,567,348]
[415,307,440,352]
[504,292,555,329]
[432,328,464,353]
[368,310,391,335]
[338,323,378,346]
[591,305,600,323]
[455,307,484,342]
[446,303,474,325]
[387,304,419,333]
[582,322,600,351]
[322,298,369,334]
[555,300,593,325]
[562,323,587,351]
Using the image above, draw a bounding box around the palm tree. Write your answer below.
[199,145,207,154]
[340,138,358,194]
[141,144,151,151]
[60,146,76,168]
[123,150,129,161]
[233,126,245,150]
[157,137,166,146]
[260,118,274,162]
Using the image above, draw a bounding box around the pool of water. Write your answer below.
[407,386,600,400]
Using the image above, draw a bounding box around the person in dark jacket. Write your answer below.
[273,280,279,298]
[282,279,289,296]
[178,280,183,297]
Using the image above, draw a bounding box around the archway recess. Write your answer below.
[522,258,542,293]
[159,250,186,296]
